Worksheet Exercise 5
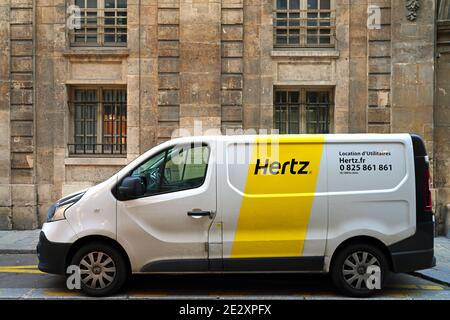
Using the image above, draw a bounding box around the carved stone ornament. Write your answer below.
[406,0,420,21]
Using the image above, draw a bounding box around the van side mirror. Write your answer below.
[118,176,145,200]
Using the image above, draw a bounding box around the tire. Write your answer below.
[331,243,389,298]
[70,242,128,297]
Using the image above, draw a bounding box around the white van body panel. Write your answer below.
[323,135,415,270]
[116,137,218,272]
[65,177,118,241]
[41,133,417,274]
[42,219,78,243]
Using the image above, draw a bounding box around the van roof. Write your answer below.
[166,133,413,144]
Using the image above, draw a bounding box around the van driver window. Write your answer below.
[131,144,209,196]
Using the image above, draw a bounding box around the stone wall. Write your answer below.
[436,19,450,236]
[0,0,448,233]
[0,0,37,230]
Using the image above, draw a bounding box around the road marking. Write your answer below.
[0,265,44,274]
[386,284,445,291]
[419,285,444,290]
[128,291,169,297]
[45,291,82,297]
[386,284,419,290]
[207,291,258,297]
[386,291,413,299]
[0,268,45,274]
[0,265,38,269]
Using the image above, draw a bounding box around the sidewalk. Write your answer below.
[414,237,450,286]
[0,230,40,254]
[0,229,449,285]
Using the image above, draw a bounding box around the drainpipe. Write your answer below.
[445,204,450,238]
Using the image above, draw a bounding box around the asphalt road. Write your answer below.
[0,254,449,300]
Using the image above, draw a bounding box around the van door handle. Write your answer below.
[187,209,211,218]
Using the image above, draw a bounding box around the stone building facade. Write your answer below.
[0,0,448,234]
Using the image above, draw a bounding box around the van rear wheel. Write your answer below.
[331,243,388,297]
[71,243,128,297]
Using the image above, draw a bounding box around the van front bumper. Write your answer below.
[37,231,71,275]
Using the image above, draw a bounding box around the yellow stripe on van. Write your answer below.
[231,135,325,258]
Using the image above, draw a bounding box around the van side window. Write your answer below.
[161,144,209,192]
[130,144,209,196]
[131,150,166,195]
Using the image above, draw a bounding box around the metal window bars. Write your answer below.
[69,5,127,46]
[69,88,127,156]
[274,90,332,134]
[273,8,336,48]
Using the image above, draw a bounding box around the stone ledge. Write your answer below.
[271,50,340,59]
[63,48,130,60]
[65,157,128,166]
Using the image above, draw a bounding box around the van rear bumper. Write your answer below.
[37,231,71,275]
[390,248,435,273]
[388,218,435,273]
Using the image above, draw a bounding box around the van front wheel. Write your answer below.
[331,243,388,297]
[71,243,128,297]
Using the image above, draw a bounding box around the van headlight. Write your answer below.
[47,192,85,222]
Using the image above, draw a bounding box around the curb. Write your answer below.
[410,271,450,288]
[0,249,37,254]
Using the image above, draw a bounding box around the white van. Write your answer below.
[37,134,435,297]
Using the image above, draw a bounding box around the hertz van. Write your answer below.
[37,134,435,297]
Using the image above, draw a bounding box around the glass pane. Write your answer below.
[288,36,299,44]
[105,0,115,8]
[289,0,300,9]
[320,0,331,9]
[105,18,115,25]
[289,106,299,134]
[277,12,287,26]
[183,146,209,180]
[161,145,209,191]
[75,0,85,8]
[307,91,319,103]
[87,0,97,8]
[280,91,288,103]
[289,12,300,27]
[276,36,287,45]
[288,91,299,103]
[307,12,318,26]
[164,148,186,183]
[320,34,331,44]
[117,33,127,43]
[277,0,287,10]
[289,123,299,134]
[131,150,166,193]
[73,89,97,153]
[117,0,127,8]
[308,0,318,9]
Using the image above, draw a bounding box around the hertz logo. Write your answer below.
[254,159,311,175]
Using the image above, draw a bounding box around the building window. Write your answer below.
[438,0,450,21]
[69,87,127,155]
[69,0,127,47]
[274,0,335,48]
[274,89,333,134]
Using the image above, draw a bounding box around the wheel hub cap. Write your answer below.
[357,266,366,275]
[342,251,380,290]
[79,251,117,290]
